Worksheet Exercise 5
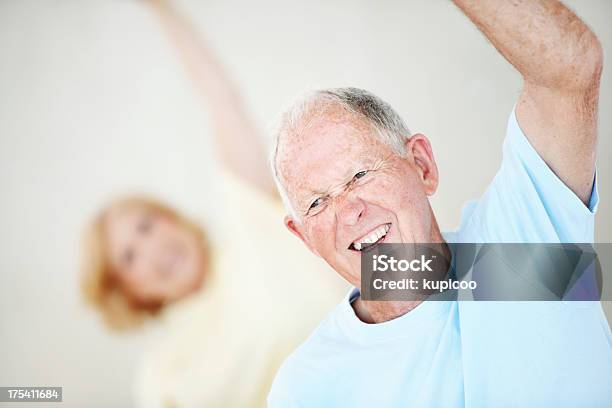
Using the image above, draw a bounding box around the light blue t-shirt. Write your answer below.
[268,109,612,407]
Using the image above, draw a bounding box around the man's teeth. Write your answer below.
[352,224,391,251]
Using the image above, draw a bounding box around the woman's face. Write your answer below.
[104,205,205,305]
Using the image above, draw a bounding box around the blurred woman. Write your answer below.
[80,1,346,407]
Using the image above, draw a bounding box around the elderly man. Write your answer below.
[268,0,610,407]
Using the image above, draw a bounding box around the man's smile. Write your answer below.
[348,223,391,252]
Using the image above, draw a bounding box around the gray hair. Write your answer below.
[270,87,412,219]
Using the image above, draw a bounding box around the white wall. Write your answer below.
[0,1,610,406]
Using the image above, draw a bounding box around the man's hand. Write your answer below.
[453,0,603,205]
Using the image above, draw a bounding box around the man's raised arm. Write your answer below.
[453,0,603,205]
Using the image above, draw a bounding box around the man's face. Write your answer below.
[278,106,440,287]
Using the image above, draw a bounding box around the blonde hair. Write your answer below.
[80,196,209,331]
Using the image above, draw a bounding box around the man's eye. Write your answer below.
[306,197,329,216]
[309,197,324,210]
[354,170,368,180]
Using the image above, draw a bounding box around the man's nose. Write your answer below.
[336,194,366,226]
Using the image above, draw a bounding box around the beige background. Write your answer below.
[0,0,610,406]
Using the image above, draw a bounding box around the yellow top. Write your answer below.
[134,171,348,408]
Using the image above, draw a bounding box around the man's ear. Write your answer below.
[405,133,439,195]
[284,215,320,257]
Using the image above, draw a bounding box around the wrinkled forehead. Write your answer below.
[276,108,392,208]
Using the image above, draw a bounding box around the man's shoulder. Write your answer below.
[277,303,347,376]
[451,107,598,244]
[268,303,349,405]
[444,200,485,243]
